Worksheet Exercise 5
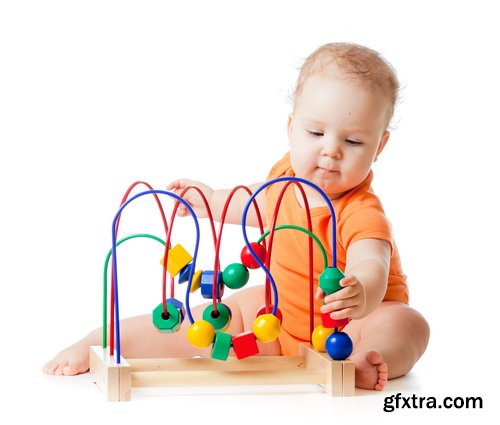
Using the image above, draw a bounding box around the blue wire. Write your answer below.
[241,177,338,316]
[111,189,201,363]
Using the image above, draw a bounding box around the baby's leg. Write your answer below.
[43,284,278,375]
[43,310,213,376]
[344,301,429,390]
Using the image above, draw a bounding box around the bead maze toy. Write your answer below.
[90,178,355,401]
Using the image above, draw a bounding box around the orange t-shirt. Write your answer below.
[265,153,409,355]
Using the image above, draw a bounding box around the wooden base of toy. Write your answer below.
[90,344,355,401]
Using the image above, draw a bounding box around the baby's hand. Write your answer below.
[166,179,214,218]
[315,275,367,320]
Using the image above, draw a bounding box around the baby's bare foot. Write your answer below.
[351,350,388,390]
[43,342,90,376]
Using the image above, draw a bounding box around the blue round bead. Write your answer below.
[325,331,353,361]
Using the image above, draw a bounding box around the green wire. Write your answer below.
[102,233,166,347]
[257,224,328,269]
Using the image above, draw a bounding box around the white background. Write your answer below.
[0,0,499,423]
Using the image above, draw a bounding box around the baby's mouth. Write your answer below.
[318,166,340,174]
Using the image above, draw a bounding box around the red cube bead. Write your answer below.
[321,311,350,330]
[232,331,259,360]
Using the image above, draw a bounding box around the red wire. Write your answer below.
[265,181,315,338]
[212,186,266,312]
[109,181,169,355]
[161,186,218,313]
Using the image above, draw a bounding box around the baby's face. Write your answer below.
[288,72,390,201]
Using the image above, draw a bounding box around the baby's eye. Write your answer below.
[308,130,324,137]
[345,139,362,145]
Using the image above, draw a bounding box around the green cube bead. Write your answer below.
[319,267,345,295]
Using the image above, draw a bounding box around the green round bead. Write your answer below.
[211,331,232,361]
[222,263,249,289]
[152,302,181,333]
[319,267,345,295]
[202,303,232,331]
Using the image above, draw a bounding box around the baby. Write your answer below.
[44,43,429,391]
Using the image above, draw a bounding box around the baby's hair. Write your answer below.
[293,42,400,126]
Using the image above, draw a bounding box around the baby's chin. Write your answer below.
[313,171,359,199]
[293,170,347,201]
[313,182,349,201]
[308,176,341,198]
[296,179,341,204]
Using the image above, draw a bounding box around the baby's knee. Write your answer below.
[390,304,430,353]
[409,308,430,347]
[376,303,429,334]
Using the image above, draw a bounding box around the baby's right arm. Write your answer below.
[167,179,266,228]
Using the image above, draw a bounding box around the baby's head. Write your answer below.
[288,42,400,200]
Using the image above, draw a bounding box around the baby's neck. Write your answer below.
[294,185,345,209]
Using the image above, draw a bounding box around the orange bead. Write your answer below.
[311,325,334,352]
[252,313,280,343]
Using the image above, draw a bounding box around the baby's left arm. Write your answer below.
[316,239,391,320]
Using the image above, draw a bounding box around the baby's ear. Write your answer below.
[374,131,390,162]
[287,113,294,142]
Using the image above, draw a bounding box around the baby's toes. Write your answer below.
[54,362,69,376]
[62,362,85,376]
[43,361,59,375]
[377,362,388,374]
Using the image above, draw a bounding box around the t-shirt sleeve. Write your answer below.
[266,152,291,180]
[338,199,394,253]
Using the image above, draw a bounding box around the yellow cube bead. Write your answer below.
[160,244,193,276]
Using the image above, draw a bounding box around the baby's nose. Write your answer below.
[322,139,342,158]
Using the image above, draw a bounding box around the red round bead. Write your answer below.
[256,305,283,323]
[240,242,267,269]
[321,311,350,330]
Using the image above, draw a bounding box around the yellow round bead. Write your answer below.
[252,313,281,343]
[311,325,334,352]
[186,320,215,348]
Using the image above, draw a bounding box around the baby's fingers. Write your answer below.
[166,178,190,191]
[340,275,358,287]
[176,206,190,216]
[320,297,357,317]
[315,287,326,300]
[324,283,360,304]
[317,275,358,301]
